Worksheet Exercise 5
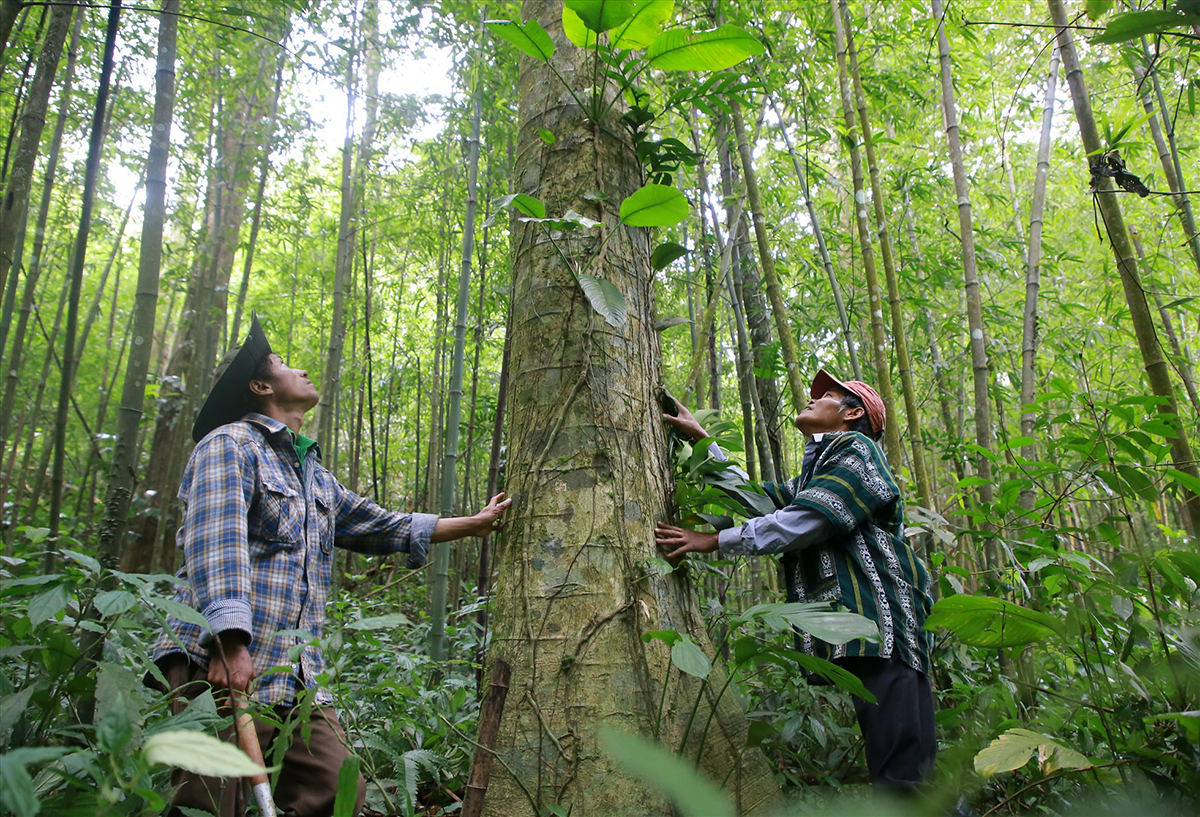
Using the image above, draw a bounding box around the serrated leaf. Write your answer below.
[974,728,1089,778]
[60,549,100,574]
[149,596,212,630]
[611,0,674,49]
[143,730,271,777]
[486,19,554,62]
[28,584,70,626]
[600,729,733,817]
[651,240,688,270]
[578,274,627,327]
[646,24,764,72]
[619,184,688,227]
[565,0,636,33]
[94,589,137,618]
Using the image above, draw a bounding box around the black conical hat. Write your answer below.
[191,314,273,443]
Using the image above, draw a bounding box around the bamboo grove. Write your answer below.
[1,0,1199,814]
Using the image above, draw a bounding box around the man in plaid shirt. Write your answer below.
[154,316,510,816]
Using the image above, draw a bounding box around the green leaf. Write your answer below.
[670,635,711,679]
[143,730,272,777]
[651,241,688,270]
[94,589,137,618]
[642,628,682,647]
[578,274,627,327]
[149,596,212,630]
[620,184,689,227]
[733,602,880,644]
[60,549,100,574]
[1093,10,1200,43]
[28,584,70,626]
[97,693,134,755]
[599,729,734,817]
[0,747,69,817]
[486,19,555,62]
[1111,594,1133,621]
[611,0,674,49]
[565,0,636,33]
[645,24,764,72]
[562,5,601,48]
[0,685,37,735]
[974,728,1090,778]
[925,594,1060,648]
[345,612,411,631]
[1085,0,1114,20]
[333,754,362,817]
[1166,468,1200,495]
[493,193,546,220]
[537,128,556,145]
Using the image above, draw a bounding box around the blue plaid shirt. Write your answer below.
[152,413,437,705]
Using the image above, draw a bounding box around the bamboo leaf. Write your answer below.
[578,274,627,327]
[611,0,675,49]
[485,19,555,62]
[564,0,636,33]
[645,24,764,72]
[619,184,688,226]
[1093,10,1200,43]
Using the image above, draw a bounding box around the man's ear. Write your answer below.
[248,378,273,398]
[842,405,865,423]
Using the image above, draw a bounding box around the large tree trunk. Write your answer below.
[484,4,779,814]
[1048,0,1200,532]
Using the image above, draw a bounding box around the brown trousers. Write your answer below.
[163,656,367,817]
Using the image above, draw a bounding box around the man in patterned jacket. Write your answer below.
[153,316,511,816]
[655,370,935,793]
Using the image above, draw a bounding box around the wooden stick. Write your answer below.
[234,696,276,817]
[461,659,512,817]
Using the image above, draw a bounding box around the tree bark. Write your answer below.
[1047,0,1200,530]
[484,4,779,813]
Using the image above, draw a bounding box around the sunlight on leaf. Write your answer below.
[565,0,636,33]
[925,594,1060,648]
[143,730,272,777]
[619,184,688,226]
[646,24,764,72]
[485,19,554,62]
[974,728,1090,778]
[611,0,675,49]
[670,634,711,678]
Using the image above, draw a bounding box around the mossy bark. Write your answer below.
[483,3,780,814]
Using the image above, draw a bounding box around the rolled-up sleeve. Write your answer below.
[182,434,256,645]
[718,503,833,557]
[332,480,438,568]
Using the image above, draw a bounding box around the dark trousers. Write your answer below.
[162,657,367,817]
[839,656,937,792]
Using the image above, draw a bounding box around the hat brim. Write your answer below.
[191,315,273,443]
[809,368,847,401]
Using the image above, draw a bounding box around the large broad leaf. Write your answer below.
[925,594,1060,648]
[578,274,627,327]
[645,24,764,72]
[599,729,734,817]
[670,635,711,679]
[651,241,688,270]
[612,0,675,49]
[333,755,362,817]
[1093,10,1200,44]
[345,612,411,631]
[619,184,689,226]
[0,747,69,817]
[974,729,1090,778]
[734,602,880,644]
[485,19,554,62]
[564,0,636,33]
[143,730,272,778]
[27,583,70,626]
[492,192,546,220]
[561,5,600,48]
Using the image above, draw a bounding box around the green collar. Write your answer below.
[291,430,318,466]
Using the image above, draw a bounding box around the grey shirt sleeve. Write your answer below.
[718,503,833,557]
[406,512,439,569]
[706,442,751,480]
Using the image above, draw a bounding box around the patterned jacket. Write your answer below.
[763,431,934,675]
[151,413,438,704]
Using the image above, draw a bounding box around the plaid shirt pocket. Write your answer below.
[252,475,305,549]
[313,489,336,553]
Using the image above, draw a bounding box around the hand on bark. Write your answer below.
[208,632,254,694]
[472,492,512,537]
[661,397,708,442]
[655,523,719,560]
